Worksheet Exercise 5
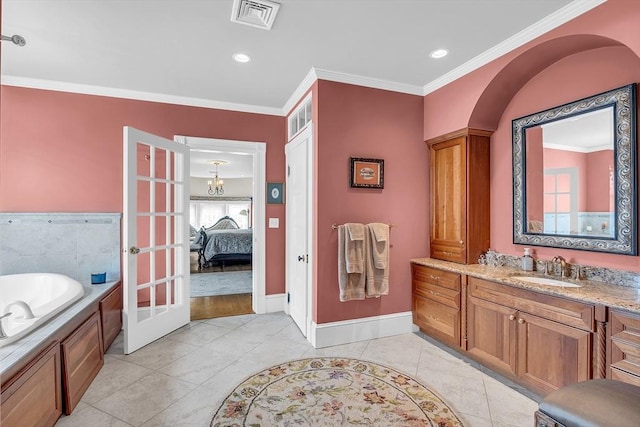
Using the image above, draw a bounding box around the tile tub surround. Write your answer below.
[0,213,121,283]
[0,280,120,379]
[411,258,640,314]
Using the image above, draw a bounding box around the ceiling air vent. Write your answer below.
[230,0,281,30]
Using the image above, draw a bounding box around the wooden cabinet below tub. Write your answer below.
[411,264,463,348]
[608,309,640,386]
[61,311,104,414]
[100,282,122,351]
[0,343,62,427]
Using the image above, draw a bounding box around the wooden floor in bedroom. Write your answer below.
[190,293,253,320]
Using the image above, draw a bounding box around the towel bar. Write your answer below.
[332,223,395,229]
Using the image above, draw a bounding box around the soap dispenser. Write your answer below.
[522,248,533,271]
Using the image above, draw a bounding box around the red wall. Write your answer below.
[0,87,288,294]
[314,81,425,324]
[424,0,640,272]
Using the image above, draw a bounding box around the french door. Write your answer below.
[123,127,190,354]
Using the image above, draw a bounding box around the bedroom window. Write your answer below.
[190,200,251,229]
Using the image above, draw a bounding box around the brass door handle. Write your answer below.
[129,246,140,254]
[509,315,516,321]
[517,318,525,324]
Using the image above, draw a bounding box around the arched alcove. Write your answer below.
[468,34,628,132]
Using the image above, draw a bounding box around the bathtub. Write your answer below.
[0,273,85,348]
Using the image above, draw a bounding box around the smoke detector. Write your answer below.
[231,0,281,30]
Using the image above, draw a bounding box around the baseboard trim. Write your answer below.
[311,311,414,348]
[264,293,286,313]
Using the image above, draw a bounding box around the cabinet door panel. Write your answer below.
[517,312,591,394]
[467,296,517,376]
[430,137,466,263]
[61,312,104,414]
[0,343,62,427]
[100,283,123,351]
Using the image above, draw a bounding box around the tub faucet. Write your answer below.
[0,312,12,339]
[4,301,35,320]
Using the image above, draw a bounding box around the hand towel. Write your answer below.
[365,223,389,298]
[367,223,389,269]
[338,225,366,301]
[344,223,365,273]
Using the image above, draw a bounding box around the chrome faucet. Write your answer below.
[0,312,12,339]
[550,256,567,277]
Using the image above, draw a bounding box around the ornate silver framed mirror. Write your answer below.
[512,83,637,255]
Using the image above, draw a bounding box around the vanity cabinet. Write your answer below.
[467,277,594,395]
[426,128,491,264]
[608,309,640,386]
[412,264,463,348]
[0,343,62,427]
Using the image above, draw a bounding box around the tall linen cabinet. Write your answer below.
[426,128,491,264]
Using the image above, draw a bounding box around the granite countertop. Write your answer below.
[411,258,640,314]
[0,280,120,377]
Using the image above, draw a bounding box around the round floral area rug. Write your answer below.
[211,357,464,426]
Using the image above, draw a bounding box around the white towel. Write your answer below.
[366,223,389,298]
[337,225,366,301]
[344,223,365,273]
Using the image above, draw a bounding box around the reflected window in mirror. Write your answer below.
[513,83,637,255]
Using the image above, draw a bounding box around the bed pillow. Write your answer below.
[211,216,239,230]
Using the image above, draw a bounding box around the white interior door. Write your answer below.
[123,127,190,354]
[285,125,313,337]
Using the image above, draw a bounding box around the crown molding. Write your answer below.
[282,68,318,116]
[314,68,423,96]
[0,75,284,116]
[0,0,606,117]
[422,0,606,96]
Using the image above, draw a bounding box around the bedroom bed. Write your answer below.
[194,216,252,270]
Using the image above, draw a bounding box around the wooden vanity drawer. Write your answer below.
[413,281,460,309]
[608,309,640,386]
[411,264,461,291]
[413,294,460,347]
[468,277,594,331]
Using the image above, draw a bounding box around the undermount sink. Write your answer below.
[511,276,582,288]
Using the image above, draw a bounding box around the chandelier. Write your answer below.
[208,162,224,195]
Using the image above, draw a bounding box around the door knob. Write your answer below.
[517,318,525,324]
[129,246,141,254]
[509,315,516,321]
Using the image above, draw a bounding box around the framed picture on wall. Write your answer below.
[350,157,384,189]
[266,182,285,204]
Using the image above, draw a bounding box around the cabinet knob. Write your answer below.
[517,318,525,324]
[509,315,516,321]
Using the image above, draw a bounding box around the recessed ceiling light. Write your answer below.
[429,49,448,59]
[232,52,251,63]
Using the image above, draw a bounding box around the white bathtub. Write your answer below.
[0,273,85,348]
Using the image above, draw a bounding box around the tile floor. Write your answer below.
[56,312,539,426]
